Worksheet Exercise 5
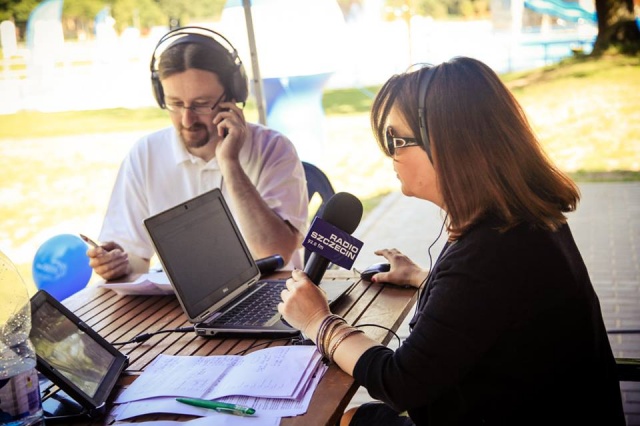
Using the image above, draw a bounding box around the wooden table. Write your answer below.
[59,270,418,425]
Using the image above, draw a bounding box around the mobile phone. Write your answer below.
[79,234,99,248]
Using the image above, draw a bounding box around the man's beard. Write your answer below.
[179,123,211,149]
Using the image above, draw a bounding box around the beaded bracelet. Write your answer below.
[328,327,365,362]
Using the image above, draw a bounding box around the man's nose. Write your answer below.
[181,108,199,127]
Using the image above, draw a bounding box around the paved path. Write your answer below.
[350,182,640,424]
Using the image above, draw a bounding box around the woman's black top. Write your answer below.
[353,217,624,425]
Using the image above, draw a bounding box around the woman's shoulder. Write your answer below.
[466,215,568,244]
[453,217,573,268]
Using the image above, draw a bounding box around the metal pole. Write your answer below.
[242,0,267,125]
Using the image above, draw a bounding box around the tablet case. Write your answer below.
[29,290,129,419]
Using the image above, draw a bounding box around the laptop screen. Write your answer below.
[144,189,260,321]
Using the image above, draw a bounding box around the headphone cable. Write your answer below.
[355,323,401,347]
[409,212,449,330]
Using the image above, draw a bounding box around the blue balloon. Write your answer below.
[32,234,92,301]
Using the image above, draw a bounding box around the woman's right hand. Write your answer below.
[278,269,331,339]
[371,248,429,288]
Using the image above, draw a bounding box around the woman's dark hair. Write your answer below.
[371,56,580,239]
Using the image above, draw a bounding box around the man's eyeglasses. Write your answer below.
[386,127,420,156]
[165,92,226,115]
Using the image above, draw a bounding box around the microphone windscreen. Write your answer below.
[321,192,363,234]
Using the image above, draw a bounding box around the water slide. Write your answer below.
[524,0,597,23]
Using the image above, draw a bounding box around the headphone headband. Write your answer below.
[417,66,436,164]
[150,26,248,108]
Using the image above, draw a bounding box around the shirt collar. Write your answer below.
[170,129,220,169]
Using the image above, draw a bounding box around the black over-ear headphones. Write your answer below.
[417,66,437,164]
[150,26,248,108]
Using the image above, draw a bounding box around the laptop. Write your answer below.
[143,188,354,337]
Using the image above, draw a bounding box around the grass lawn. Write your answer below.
[1,53,638,293]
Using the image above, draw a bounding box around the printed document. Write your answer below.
[113,362,327,421]
[116,346,322,403]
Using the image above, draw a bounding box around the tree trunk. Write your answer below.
[592,0,640,54]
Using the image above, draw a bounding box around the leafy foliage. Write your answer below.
[0,0,39,24]
[3,0,228,39]
[111,0,164,32]
[385,0,489,20]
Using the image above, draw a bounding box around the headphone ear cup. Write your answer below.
[151,70,165,109]
[231,61,249,104]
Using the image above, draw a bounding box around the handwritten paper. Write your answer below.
[205,345,322,400]
[113,362,327,421]
[116,346,321,404]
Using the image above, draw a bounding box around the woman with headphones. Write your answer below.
[279,57,624,425]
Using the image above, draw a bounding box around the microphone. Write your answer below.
[303,192,363,285]
[255,254,284,275]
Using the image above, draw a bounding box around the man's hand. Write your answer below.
[213,99,247,163]
[86,241,132,281]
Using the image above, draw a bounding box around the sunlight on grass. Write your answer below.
[506,55,640,173]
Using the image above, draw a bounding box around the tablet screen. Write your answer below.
[31,300,113,397]
[29,291,128,415]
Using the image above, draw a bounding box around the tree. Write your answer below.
[157,0,225,25]
[111,0,165,32]
[592,0,640,54]
[0,0,39,36]
[62,0,105,39]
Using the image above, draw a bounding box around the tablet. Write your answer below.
[29,290,129,419]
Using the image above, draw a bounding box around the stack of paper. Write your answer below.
[113,345,326,422]
[97,271,174,295]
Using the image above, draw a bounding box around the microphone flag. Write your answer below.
[303,216,363,270]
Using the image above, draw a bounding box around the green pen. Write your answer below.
[176,397,256,416]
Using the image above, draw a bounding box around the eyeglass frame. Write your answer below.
[164,92,226,115]
[385,127,420,157]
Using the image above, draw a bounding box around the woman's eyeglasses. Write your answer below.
[386,127,420,156]
[165,92,226,115]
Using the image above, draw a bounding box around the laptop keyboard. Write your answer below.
[209,280,286,327]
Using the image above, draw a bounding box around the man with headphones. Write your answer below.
[87,27,308,281]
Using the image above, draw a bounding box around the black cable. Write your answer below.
[356,323,401,347]
[407,213,449,333]
[607,329,640,334]
[233,336,302,355]
[419,213,448,300]
[111,326,195,346]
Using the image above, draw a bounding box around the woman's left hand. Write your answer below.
[278,269,331,337]
[373,248,429,288]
